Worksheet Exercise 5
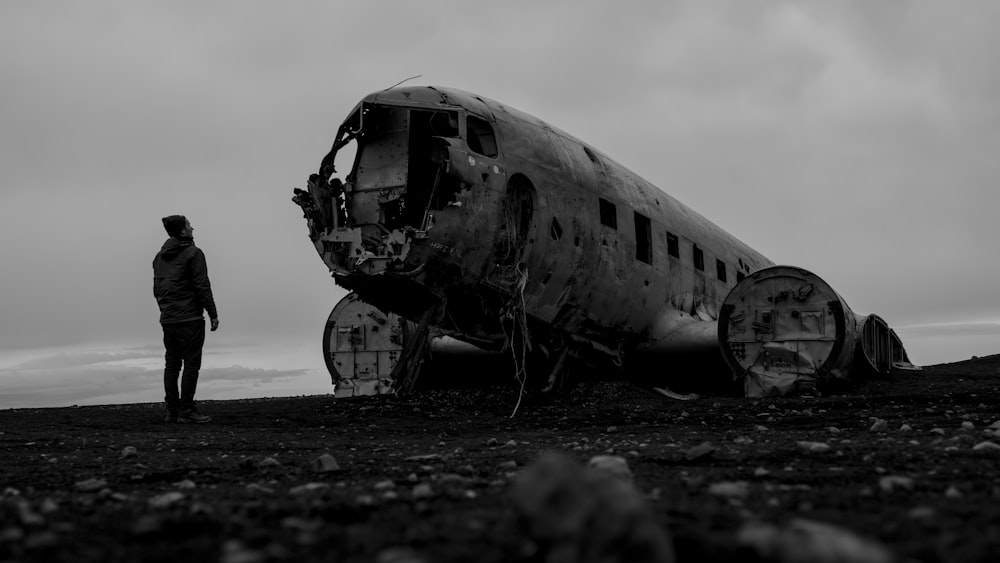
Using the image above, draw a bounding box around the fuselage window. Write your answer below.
[716,259,727,282]
[634,212,652,264]
[736,271,746,283]
[599,198,617,229]
[466,115,498,157]
[693,245,704,271]
[666,231,679,258]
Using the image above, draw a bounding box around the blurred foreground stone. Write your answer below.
[510,451,674,563]
[739,518,893,563]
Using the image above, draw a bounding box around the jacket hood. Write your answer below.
[159,236,194,260]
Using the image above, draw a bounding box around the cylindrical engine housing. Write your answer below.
[718,266,860,396]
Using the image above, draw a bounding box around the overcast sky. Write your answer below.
[2,1,998,408]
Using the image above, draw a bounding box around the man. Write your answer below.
[153,215,219,423]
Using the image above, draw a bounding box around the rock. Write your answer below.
[498,460,518,470]
[411,483,434,499]
[879,475,914,493]
[173,479,196,489]
[119,446,138,459]
[373,480,396,491]
[899,424,913,432]
[75,478,107,492]
[587,455,632,481]
[486,438,498,447]
[972,441,1000,452]
[311,453,340,473]
[246,483,274,494]
[290,483,330,496]
[258,457,281,468]
[221,539,266,563]
[869,419,888,433]
[708,481,749,498]
[606,426,619,433]
[797,441,831,453]
[504,439,518,447]
[754,467,770,477]
[945,485,962,498]
[684,442,715,461]
[510,452,674,563]
[404,454,441,461]
[739,518,892,563]
[961,421,975,430]
[375,547,426,563]
[148,492,185,508]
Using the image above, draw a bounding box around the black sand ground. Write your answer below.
[2,356,999,562]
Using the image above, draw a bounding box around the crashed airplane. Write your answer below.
[292,86,918,399]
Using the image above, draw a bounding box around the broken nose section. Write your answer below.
[719,266,918,397]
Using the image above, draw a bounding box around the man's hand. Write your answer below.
[210,318,220,332]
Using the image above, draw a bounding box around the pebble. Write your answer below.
[75,478,107,492]
[870,418,888,432]
[311,453,340,473]
[412,483,434,499]
[972,441,1000,452]
[148,492,185,508]
[258,457,281,468]
[708,481,749,498]
[797,441,831,453]
[587,455,632,481]
[289,483,330,495]
[961,421,975,430]
[684,441,716,461]
[878,475,914,493]
[120,446,138,459]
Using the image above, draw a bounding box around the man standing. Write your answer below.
[153,215,219,423]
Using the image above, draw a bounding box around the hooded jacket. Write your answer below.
[153,237,218,324]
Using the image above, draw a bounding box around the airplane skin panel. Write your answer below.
[293,86,918,397]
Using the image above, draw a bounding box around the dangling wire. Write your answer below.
[506,263,531,418]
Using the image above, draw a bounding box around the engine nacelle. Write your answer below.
[718,266,916,397]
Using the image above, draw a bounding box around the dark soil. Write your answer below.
[2,356,1000,562]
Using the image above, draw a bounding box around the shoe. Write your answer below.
[165,411,178,423]
[177,408,212,424]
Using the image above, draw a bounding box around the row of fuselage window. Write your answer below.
[598,197,746,285]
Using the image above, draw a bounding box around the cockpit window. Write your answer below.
[466,115,498,157]
[429,111,459,137]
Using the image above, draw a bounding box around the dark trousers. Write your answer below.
[162,319,206,411]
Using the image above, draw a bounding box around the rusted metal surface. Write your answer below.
[293,86,917,397]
